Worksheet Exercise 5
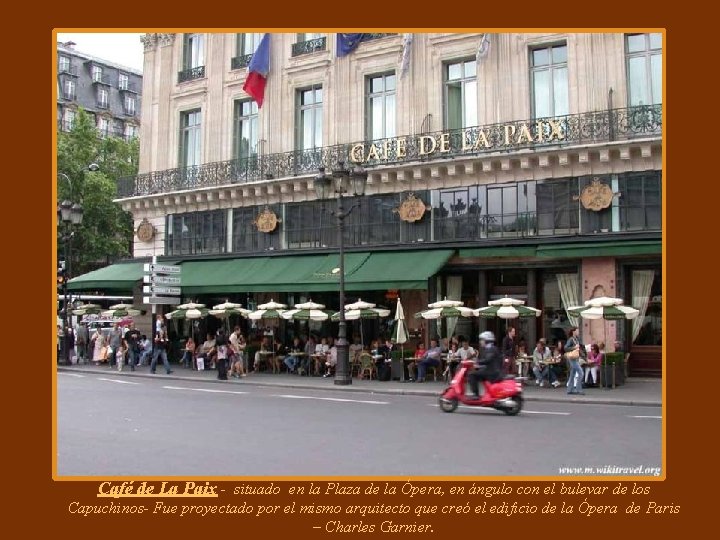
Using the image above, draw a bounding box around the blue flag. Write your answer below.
[336,33,364,57]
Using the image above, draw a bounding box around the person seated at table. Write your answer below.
[313,337,330,376]
[454,339,477,376]
[272,340,287,373]
[584,342,603,387]
[181,336,196,369]
[299,335,315,375]
[415,338,443,383]
[349,335,363,371]
[532,338,560,387]
[408,342,426,381]
[284,337,304,373]
[323,341,338,377]
[196,332,217,369]
[253,336,272,372]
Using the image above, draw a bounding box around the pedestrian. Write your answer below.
[138,335,152,366]
[181,336,196,369]
[75,322,89,364]
[124,322,142,371]
[229,329,247,377]
[501,327,517,375]
[215,328,229,380]
[107,325,123,369]
[565,327,585,395]
[150,326,173,375]
[90,328,106,365]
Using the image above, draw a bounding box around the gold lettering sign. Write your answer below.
[575,178,619,211]
[516,123,534,144]
[396,137,407,158]
[393,193,430,223]
[253,207,279,233]
[439,133,451,153]
[418,135,436,155]
[504,125,516,145]
[350,143,365,163]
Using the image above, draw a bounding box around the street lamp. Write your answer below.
[57,163,98,365]
[314,162,368,385]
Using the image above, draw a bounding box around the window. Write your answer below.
[92,65,103,82]
[183,33,205,69]
[63,79,76,100]
[97,117,109,138]
[292,33,326,56]
[366,73,396,140]
[166,211,227,255]
[297,32,323,42]
[233,99,259,161]
[296,85,323,150]
[536,178,579,234]
[617,171,661,231]
[444,59,477,130]
[237,33,263,56]
[63,109,75,131]
[59,56,70,72]
[531,44,568,118]
[179,110,202,169]
[119,73,129,90]
[97,87,109,108]
[626,33,662,106]
[285,201,335,249]
[124,123,138,140]
[124,95,136,115]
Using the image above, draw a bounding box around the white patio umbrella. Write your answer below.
[209,301,250,332]
[392,297,409,381]
[102,306,142,318]
[330,299,391,347]
[475,296,542,319]
[282,300,332,321]
[415,298,475,341]
[71,303,103,316]
[247,300,288,356]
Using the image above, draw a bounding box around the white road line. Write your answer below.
[58,373,85,378]
[97,378,141,385]
[628,415,662,419]
[428,403,570,415]
[163,386,248,395]
[274,394,389,405]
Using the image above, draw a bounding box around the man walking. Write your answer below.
[124,322,142,371]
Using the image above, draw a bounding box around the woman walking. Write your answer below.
[90,328,106,366]
[215,328,229,380]
[565,327,585,395]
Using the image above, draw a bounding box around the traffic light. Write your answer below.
[57,260,66,287]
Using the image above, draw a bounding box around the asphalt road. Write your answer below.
[57,372,661,477]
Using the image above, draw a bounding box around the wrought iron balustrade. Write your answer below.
[360,33,395,42]
[231,54,253,70]
[119,81,138,93]
[117,105,662,198]
[291,37,327,57]
[177,66,206,83]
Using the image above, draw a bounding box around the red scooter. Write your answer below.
[439,359,524,415]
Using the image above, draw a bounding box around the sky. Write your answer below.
[56,32,145,72]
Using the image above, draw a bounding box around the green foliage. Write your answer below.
[57,108,137,276]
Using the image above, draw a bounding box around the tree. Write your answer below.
[57,108,137,276]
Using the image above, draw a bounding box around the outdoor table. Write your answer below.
[515,355,533,379]
[311,354,327,376]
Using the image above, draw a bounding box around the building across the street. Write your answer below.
[56,40,142,140]
[68,32,662,376]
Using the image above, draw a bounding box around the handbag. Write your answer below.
[566,348,580,360]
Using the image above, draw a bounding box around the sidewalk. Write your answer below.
[56,362,662,407]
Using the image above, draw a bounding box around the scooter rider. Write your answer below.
[468,331,503,399]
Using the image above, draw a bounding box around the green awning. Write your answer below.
[180,250,454,294]
[67,262,144,292]
[536,240,662,259]
[345,250,454,291]
[458,246,539,258]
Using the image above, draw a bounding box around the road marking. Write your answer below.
[428,403,570,415]
[97,378,141,385]
[628,415,662,419]
[274,394,389,405]
[58,373,85,378]
[163,386,248,395]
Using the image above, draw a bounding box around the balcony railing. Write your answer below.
[291,37,326,57]
[178,66,206,83]
[92,74,112,86]
[360,33,396,42]
[231,54,253,70]
[119,81,139,93]
[58,65,78,76]
[117,105,662,198]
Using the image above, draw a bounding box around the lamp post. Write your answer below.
[314,162,368,385]
[57,163,98,364]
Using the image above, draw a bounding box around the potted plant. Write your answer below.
[601,352,625,388]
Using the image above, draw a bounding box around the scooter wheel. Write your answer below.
[502,394,523,416]
[439,396,458,413]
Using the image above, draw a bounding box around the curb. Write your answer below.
[56,366,661,407]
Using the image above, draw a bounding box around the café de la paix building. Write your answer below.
[68,32,662,376]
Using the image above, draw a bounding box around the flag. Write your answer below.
[337,33,364,57]
[476,33,491,61]
[243,33,270,108]
[399,33,414,78]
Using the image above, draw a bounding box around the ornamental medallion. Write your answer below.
[393,193,431,223]
[253,207,279,233]
[136,219,155,242]
[577,177,618,211]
